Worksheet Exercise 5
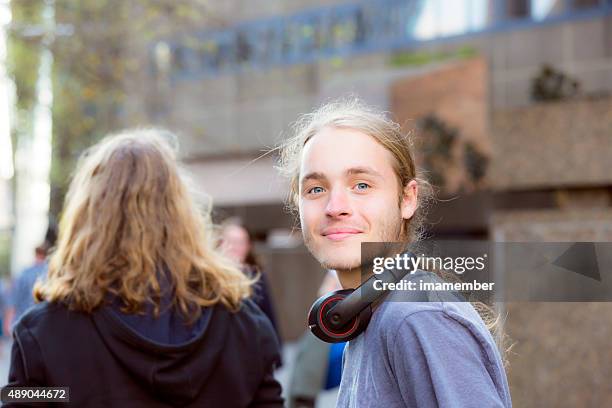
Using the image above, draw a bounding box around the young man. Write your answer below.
[279,99,511,407]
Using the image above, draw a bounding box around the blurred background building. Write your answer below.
[2,0,611,406]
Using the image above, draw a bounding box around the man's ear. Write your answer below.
[400,179,419,220]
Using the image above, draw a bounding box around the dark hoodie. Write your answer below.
[5,295,283,407]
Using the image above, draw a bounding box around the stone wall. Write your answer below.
[485,15,612,108]
[391,57,490,193]
[490,97,612,190]
[392,57,489,148]
[491,208,612,407]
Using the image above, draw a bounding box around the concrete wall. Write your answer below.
[185,155,287,207]
[491,208,612,407]
[119,0,612,170]
[490,96,612,190]
[487,16,612,108]
[134,12,612,161]
[391,57,490,193]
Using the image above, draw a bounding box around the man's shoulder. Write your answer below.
[371,297,488,342]
[372,270,484,330]
[372,300,445,332]
[369,300,502,369]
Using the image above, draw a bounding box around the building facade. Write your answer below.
[122,2,612,403]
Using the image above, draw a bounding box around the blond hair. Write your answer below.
[278,97,433,241]
[36,129,252,321]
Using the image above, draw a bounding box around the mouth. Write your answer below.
[321,228,363,242]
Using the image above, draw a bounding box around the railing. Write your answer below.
[154,0,612,79]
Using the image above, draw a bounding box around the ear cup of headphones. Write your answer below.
[308,289,372,343]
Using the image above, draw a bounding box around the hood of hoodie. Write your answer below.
[91,283,231,406]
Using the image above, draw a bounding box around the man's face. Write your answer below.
[298,127,416,273]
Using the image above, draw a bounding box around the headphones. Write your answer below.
[308,251,416,343]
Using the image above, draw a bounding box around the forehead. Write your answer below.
[300,127,396,180]
[223,225,248,239]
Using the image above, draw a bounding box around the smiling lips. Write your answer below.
[321,228,363,241]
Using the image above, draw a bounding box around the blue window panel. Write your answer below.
[161,0,612,80]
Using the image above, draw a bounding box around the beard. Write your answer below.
[314,242,362,272]
[302,208,403,273]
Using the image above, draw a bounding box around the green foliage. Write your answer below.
[45,0,218,216]
[7,38,40,111]
[390,46,477,68]
[0,230,10,278]
[7,0,221,217]
[417,114,488,194]
[464,141,488,183]
[7,1,43,125]
[531,64,580,102]
[418,114,458,188]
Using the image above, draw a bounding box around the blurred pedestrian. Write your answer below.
[0,277,8,338]
[219,220,282,347]
[4,243,49,334]
[288,270,346,408]
[6,129,283,407]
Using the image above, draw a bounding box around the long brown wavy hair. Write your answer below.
[35,129,252,321]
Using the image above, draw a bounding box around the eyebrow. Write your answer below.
[301,166,384,185]
[346,166,384,179]
[301,172,327,184]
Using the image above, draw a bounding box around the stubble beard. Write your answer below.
[302,209,403,273]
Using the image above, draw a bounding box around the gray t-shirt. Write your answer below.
[336,287,511,407]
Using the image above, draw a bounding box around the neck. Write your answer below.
[336,267,367,289]
[335,266,387,314]
[335,244,409,289]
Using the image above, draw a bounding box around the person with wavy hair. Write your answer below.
[7,129,283,407]
[218,219,282,350]
[278,97,511,407]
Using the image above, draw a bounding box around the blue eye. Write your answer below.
[308,186,325,194]
[355,182,370,191]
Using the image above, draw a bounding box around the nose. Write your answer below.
[325,187,352,218]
